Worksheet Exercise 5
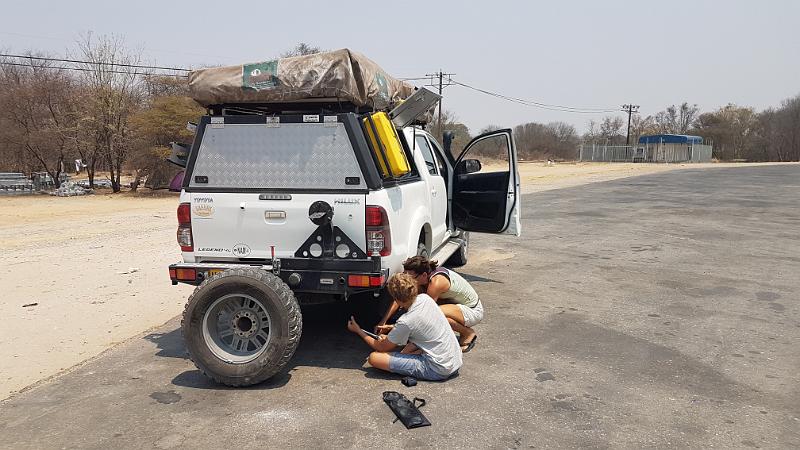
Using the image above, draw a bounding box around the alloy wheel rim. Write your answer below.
[202,293,272,364]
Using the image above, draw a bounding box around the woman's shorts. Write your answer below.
[458,299,484,327]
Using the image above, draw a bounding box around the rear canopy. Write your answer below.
[188,49,415,109]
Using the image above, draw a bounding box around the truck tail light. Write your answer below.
[177,202,193,252]
[365,205,390,257]
[348,274,385,288]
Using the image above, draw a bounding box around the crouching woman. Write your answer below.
[347,273,462,381]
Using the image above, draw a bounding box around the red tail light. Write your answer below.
[177,203,191,225]
[369,274,386,287]
[366,206,383,226]
[177,202,193,252]
[365,205,390,257]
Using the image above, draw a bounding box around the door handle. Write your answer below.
[431,189,437,197]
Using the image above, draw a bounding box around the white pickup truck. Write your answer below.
[168,107,520,386]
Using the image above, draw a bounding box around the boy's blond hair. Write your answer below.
[387,273,419,304]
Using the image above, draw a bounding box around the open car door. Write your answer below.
[451,129,521,236]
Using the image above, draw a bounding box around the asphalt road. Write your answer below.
[1,165,798,449]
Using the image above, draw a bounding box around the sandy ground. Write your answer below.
[0,193,192,399]
[0,161,796,400]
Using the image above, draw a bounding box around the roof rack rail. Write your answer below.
[209,101,377,116]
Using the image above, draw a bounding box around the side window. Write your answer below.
[459,133,511,175]
[427,137,448,176]
[415,136,439,176]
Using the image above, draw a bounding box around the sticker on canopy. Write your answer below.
[243,60,280,91]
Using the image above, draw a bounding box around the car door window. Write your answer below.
[452,129,520,236]
[427,137,448,176]
[415,136,439,176]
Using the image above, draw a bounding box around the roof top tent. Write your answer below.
[638,134,704,145]
[187,48,418,116]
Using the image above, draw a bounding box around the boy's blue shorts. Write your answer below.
[388,352,449,381]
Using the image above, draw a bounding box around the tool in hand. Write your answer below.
[361,328,379,339]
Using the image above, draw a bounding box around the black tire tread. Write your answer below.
[181,268,302,387]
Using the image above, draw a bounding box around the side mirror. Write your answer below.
[167,142,190,168]
[456,159,482,175]
[443,131,455,155]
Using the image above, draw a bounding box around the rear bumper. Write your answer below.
[168,257,387,295]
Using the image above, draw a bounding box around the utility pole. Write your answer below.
[425,70,455,138]
[621,104,640,146]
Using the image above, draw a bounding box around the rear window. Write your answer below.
[188,123,365,190]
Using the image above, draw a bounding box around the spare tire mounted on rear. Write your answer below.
[182,268,302,387]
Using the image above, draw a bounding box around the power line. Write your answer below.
[447,78,619,114]
[0,61,188,78]
[0,53,190,72]
[3,56,625,114]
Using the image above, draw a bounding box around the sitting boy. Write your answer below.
[347,273,462,381]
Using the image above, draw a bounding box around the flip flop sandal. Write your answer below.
[462,335,477,353]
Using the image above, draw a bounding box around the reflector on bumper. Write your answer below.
[348,274,385,288]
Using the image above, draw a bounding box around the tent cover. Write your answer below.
[188,49,415,109]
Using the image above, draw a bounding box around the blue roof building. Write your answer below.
[638,134,704,145]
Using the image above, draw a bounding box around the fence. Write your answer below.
[578,143,713,163]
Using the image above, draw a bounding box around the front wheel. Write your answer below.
[182,268,302,387]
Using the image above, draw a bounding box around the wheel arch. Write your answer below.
[404,206,431,259]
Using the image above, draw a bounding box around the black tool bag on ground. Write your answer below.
[382,391,431,429]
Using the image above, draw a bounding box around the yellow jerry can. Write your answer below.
[363,112,411,178]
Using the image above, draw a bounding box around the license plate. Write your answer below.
[207,269,223,277]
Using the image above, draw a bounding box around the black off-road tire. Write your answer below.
[181,268,302,387]
[445,232,469,267]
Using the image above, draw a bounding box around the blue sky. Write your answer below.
[2,0,798,134]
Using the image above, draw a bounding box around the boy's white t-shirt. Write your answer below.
[387,293,463,375]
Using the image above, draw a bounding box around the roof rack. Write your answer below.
[208,100,376,117]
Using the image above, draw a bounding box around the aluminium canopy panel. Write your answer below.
[189,49,416,109]
[188,123,366,190]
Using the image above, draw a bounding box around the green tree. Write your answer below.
[129,81,204,190]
